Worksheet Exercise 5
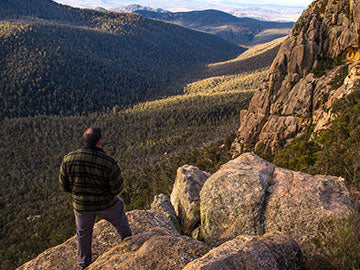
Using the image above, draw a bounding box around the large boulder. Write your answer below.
[17,219,121,270]
[17,210,179,270]
[265,167,354,257]
[170,165,210,235]
[200,153,354,257]
[127,210,179,236]
[87,233,209,270]
[183,233,303,270]
[200,153,275,246]
[150,193,180,231]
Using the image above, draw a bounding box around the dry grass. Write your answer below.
[209,36,286,67]
[181,37,287,95]
[184,69,268,95]
[195,36,285,79]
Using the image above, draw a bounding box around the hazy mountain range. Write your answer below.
[112,4,170,13]
[54,0,309,21]
[134,9,293,45]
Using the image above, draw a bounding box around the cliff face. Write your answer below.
[232,0,360,155]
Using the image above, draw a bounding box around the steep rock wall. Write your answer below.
[232,0,360,155]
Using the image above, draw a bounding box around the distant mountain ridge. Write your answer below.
[112,4,170,13]
[136,9,292,29]
[0,0,244,119]
[134,9,294,45]
[53,1,307,22]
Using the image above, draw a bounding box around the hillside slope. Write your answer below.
[182,38,286,95]
[0,0,244,119]
[135,9,293,45]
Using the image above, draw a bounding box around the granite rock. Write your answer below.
[233,0,360,155]
[200,153,275,246]
[170,165,210,235]
[182,233,303,270]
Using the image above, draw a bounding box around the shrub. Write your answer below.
[311,203,360,270]
[310,56,345,78]
[272,90,360,268]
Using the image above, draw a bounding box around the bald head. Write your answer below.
[83,127,102,147]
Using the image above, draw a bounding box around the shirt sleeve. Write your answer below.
[59,160,71,193]
[108,162,123,195]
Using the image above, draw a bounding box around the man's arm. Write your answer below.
[108,162,123,195]
[59,161,71,193]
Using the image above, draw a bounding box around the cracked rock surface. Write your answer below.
[233,0,360,155]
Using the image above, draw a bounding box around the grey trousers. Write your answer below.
[73,198,132,268]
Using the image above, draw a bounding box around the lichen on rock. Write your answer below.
[200,153,275,246]
[170,165,210,235]
[199,152,354,258]
[87,231,209,270]
[150,193,181,232]
[183,232,303,270]
[265,167,354,258]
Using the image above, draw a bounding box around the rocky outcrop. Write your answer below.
[19,153,354,269]
[127,210,179,236]
[17,210,179,270]
[150,193,180,231]
[233,0,360,155]
[200,153,275,246]
[265,167,354,256]
[344,60,360,90]
[17,219,120,270]
[183,233,303,270]
[170,165,210,235]
[18,209,209,270]
[87,232,209,270]
[199,153,354,258]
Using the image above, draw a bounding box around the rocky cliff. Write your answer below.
[232,0,360,155]
[18,153,354,269]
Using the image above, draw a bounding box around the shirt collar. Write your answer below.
[82,146,105,152]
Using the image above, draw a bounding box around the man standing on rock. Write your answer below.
[59,127,132,269]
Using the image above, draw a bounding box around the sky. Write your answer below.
[54,0,314,21]
[209,0,312,7]
[54,0,313,10]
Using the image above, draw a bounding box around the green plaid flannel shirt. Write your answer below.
[59,147,123,211]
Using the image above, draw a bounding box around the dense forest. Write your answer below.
[204,37,284,78]
[0,0,245,119]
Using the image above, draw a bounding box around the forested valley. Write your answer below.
[0,0,244,119]
[0,1,283,268]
